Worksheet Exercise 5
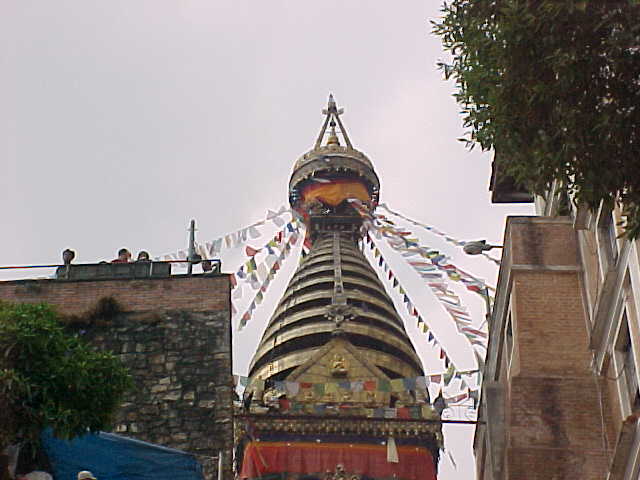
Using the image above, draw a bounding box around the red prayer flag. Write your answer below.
[363,380,376,391]
[397,407,410,419]
[278,397,290,411]
[246,246,260,257]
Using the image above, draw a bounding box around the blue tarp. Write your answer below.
[41,430,204,480]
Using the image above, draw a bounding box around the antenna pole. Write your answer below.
[187,219,196,275]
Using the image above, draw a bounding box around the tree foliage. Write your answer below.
[0,301,132,450]
[434,0,640,236]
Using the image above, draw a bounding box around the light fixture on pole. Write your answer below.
[462,240,503,256]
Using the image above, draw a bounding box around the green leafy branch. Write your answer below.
[434,0,640,236]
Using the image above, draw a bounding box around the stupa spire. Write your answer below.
[315,94,353,149]
[237,98,442,480]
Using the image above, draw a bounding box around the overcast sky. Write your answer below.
[1,1,533,477]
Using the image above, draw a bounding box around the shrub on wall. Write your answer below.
[0,301,132,451]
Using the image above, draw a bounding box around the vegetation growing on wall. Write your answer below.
[0,301,132,450]
[433,1,640,235]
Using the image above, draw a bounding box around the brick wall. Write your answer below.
[482,218,614,479]
[512,271,591,377]
[0,275,229,315]
[0,274,233,480]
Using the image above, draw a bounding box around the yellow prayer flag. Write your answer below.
[325,382,338,394]
[390,378,404,392]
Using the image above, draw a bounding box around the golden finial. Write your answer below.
[315,94,352,149]
[327,124,340,146]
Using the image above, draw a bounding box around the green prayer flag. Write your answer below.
[444,370,454,385]
[313,383,325,396]
[246,258,257,273]
[378,379,391,392]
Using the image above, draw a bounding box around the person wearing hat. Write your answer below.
[77,471,96,480]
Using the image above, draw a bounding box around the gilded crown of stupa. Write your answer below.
[289,94,379,221]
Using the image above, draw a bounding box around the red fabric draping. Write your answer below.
[240,441,436,480]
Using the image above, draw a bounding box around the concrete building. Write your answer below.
[0,264,234,480]
[475,171,640,478]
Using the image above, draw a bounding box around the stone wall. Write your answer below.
[0,274,233,480]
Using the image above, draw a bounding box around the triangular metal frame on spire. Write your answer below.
[314,94,353,149]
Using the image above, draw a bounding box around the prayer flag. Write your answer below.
[384,408,397,419]
[325,382,338,394]
[249,226,261,239]
[278,397,290,411]
[236,266,246,279]
[397,407,410,419]
[363,380,376,391]
[403,377,416,391]
[390,379,404,392]
[246,258,257,273]
[285,381,300,395]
